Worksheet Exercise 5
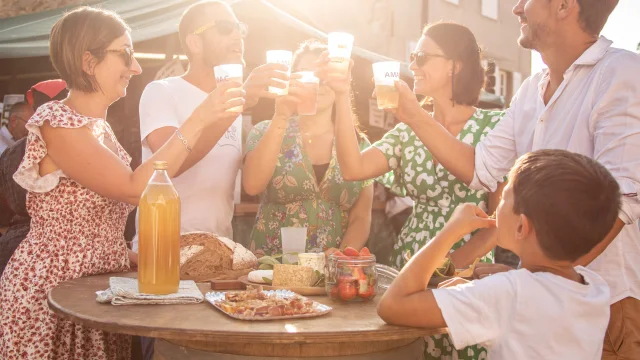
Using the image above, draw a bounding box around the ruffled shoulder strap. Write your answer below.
[13,101,105,193]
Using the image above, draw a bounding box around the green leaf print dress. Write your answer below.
[372,109,504,360]
[245,118,372,255]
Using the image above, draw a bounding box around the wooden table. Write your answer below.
[48,272,446,359]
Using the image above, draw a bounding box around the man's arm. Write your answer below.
[576,52,640,266]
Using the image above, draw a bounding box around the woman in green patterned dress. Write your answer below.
[321,23,506,360]
[243,40,373,256]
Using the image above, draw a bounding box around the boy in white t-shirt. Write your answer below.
[378,149,620,360]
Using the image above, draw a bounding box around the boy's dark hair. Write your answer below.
[508,149,620,261]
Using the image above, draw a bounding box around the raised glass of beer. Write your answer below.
[214,64,244,113]
[372,61,400,110]
[296,71,319,116]
[266,50,292,95]
[328,32,354,78]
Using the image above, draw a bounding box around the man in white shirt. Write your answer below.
[134,0,289,250]
[388,0,639,357]
[0,102,32,155]
[378,150,617,360]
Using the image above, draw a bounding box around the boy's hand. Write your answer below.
[445,203,496,238]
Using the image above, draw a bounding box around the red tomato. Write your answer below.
[332,250,346,258]
[339,282,357,301]
[359,247,372,257]
[343,247,360,257]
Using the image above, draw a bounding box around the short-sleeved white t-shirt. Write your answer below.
[432,266,610,360]
[133,76,242,250]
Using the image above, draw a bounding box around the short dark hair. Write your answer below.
[49,6,130,93]
[178,0,229,59]
[8,102,32,117]
[422,22,485,106]
[291,39,367,141]
[576,0,618,35]
[508,150,620,262]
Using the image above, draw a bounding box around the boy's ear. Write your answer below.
[516,214,533,240]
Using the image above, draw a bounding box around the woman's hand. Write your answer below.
[314,51,353,95]
[191,80,246,128]
[386,80,427,127]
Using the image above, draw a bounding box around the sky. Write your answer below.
[531,0,640,73]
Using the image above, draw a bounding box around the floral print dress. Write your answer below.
[0,101,132,360]
[245,118,372,254]
[373,109,504,360]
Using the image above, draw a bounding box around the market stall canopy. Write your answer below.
[0,0,503,107]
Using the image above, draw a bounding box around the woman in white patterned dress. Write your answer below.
[0,6,243,360]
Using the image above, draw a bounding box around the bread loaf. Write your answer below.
[179,232,258,281]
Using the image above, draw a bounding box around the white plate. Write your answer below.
[205,290,332,321]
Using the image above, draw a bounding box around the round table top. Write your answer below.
[48,272,445,344]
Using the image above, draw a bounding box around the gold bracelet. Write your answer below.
[175,129,192,153]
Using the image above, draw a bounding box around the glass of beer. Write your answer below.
[266,50,292,95]
[296,71,319,116]
[214,64,244,113]
[327,32,354,78]
[372,61,400,109]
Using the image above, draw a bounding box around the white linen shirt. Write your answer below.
[471,37,640,304]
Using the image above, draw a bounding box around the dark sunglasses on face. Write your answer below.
[192,20,249,38]
[102,47,135,68]
[409,51,447,67]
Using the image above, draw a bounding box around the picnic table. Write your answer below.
[48,272,446,359]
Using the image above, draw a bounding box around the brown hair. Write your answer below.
[178,0,229,59]
[291,40,367,141]
[576,0,618,35]
[49,6,130,93]
[508,150,620,262]
[422,22,485,106]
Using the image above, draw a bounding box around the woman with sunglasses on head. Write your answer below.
[0,7,243,359]
[243,40,373,257]
[323,22,505,360]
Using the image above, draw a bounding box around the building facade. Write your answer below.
[269,0,531,105]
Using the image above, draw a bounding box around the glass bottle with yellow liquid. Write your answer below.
[138,161,180,294]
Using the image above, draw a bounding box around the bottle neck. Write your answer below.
[149,169,172,185]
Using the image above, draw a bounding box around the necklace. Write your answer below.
[301,128,333,144]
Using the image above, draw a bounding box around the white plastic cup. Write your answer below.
[327,32,354,78]
[281,227,307,263]
[266,50,293,95]
[372,61,400,109]
[214,64,244,113]
[295,71,319,116]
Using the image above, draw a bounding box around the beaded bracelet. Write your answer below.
[175,129,192,153]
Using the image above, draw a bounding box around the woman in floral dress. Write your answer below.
[325,23,506,360]
[244,40,373,255]
[0,7,243,359]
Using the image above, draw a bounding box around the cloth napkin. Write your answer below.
[96,277,204,305]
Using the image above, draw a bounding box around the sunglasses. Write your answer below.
[409,51,447,67]
[192,20,249,38]
[103,48,135,68]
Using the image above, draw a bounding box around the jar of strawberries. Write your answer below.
[325,247,378,302]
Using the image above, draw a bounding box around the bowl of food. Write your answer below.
[325,247,377,302]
